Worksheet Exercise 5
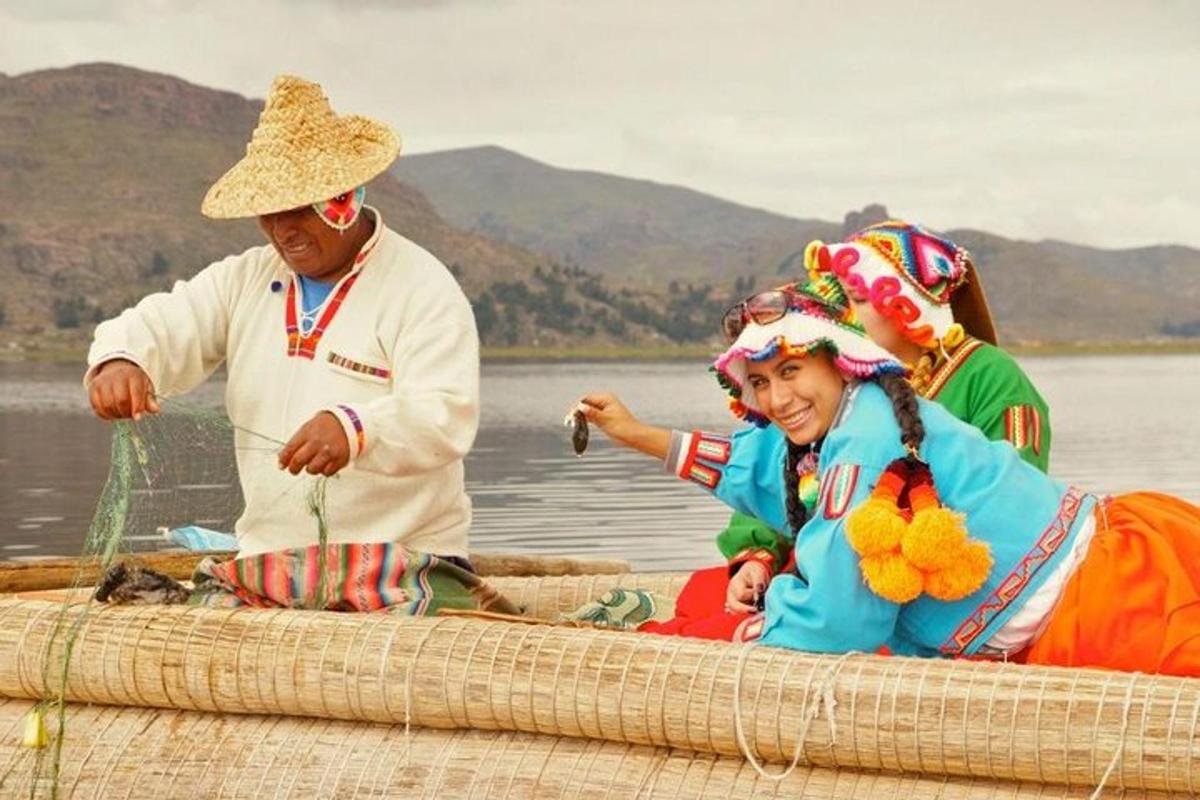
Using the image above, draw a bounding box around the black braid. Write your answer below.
[782,375,921,536]
[878,373,925,457]
[784,439,808,536]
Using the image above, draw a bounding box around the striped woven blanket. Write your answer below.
[190,542,518,615]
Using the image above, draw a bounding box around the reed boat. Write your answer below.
[1,552,1197,799]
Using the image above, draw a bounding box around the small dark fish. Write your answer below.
[564,408,589,457]
[93,561,128,602]
[94,561,191,605]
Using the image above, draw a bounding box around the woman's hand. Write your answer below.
[577,393,671,460]
[726,560,770,614]
[278,412,351,476]
[89,359,161,421]
[577,392,639,447]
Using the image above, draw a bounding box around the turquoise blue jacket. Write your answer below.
[674,382,1095,657]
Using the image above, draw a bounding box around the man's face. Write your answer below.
[257,206,356,280]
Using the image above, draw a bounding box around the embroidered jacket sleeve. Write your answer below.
[323,267,480,477]
[979,400,1049,473]
[759,453,901,654]
[971,351,1052,473]
[85,252,245,396]
[665,425,791,536]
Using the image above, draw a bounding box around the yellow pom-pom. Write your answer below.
[901,507,968,571]
[925,540,994,601]
[941,323,965,351]
[804,239,826,279]
[846,499,906,557]
[860,553,924,604]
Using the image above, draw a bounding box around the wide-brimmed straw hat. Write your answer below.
[201,74,401,219]
[714,276,907,426]
[807,220,999,347]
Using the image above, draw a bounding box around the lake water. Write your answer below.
[2,356,1199,572]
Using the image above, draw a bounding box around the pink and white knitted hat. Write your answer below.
[807,220,996,348]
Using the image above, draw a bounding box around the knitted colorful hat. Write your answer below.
[713,275,907,426]
[202,75,401,219]
[806,220,998,348]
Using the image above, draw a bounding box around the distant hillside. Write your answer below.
[4,65,1199,355]
[942,233,1200,342]
[394,146,841,286]
[396,147,1200,344]
[0,64,737,354]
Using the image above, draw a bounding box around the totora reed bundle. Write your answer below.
[0,597,1197,795]
[0,698,1179,800]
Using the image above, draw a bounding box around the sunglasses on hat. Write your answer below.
[720,288,798,344]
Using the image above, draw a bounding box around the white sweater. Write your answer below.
[86,210,479,557]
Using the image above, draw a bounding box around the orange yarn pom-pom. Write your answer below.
[847,456,994,606]
[924,539,994,601]
[901,506,968,571]
[846,498,907,557]
[860,553,924,604]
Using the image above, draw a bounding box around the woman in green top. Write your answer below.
[681,221,1053,633]
[823,220,1050,471]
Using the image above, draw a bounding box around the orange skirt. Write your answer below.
[1025,492,1200,676]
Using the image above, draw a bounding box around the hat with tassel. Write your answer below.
[806,220,999,348]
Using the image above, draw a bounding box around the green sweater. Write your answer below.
[717,338,1051,564]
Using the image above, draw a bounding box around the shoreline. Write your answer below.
[4,339,1200,366]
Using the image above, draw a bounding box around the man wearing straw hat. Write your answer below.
[83,76,490,609]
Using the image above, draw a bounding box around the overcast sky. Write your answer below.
[2,0,1198,249]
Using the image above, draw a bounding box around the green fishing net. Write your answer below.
[15,402,330,798]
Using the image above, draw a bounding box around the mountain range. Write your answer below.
[2,62,1198,356]
[396,147,1200,344]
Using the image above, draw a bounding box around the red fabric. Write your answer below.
[638,565,751,641]
[633,562,887,651]
[1025,493,1200,676]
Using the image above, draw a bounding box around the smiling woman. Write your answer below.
[743,352,845,445]
[576,275,1200,677]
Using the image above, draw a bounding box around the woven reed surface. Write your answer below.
[0,699,1172,800]
[1,598,1197,794]
[0,552,636,594]
[487,572,688,618]
[473,553,632,578]
[0,572,688,617]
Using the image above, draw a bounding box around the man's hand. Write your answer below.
[278,411,351,476]
[726,560,770,614]
[89,359,160,421]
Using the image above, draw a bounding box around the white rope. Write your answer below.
[1088,671,1141,800]
[731,646,854,781]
